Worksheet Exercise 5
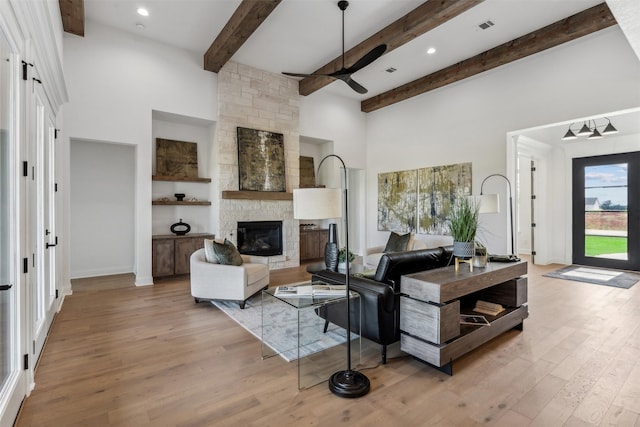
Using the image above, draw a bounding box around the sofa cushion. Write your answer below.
[383,232,411,253]
[212,239,244,266]
[203,239,219,264]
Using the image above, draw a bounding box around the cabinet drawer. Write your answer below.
[400,297,460,344]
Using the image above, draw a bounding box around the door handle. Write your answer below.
[46,242,57,249]
[0,284,13,291]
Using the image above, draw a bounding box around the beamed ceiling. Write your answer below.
[59,0,625,113]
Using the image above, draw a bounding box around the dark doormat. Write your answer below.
[544,265,640,289]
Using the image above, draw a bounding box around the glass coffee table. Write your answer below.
[261,281,361,390]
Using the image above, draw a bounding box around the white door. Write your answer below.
[0,28,27,427]
[30,83,58,363]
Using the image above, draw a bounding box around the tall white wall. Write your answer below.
[365,27,640,254]
[61,20,217,285]
[69,140,135,278]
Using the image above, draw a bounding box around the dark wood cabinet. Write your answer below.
[152,233,214,278]
[299,228,329,261]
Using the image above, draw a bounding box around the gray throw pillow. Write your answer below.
[203,239,219,264]
[383,232,411,253]
[212,239,244,266]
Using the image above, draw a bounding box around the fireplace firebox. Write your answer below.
[237,221,283,256]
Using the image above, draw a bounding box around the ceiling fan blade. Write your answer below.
[283,72,317,78]
[344,44,387,74]
[338,76,368,94]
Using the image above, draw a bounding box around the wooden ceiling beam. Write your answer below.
[204,0,282,73]
[59,0,85,37]
[298,0,484,96]
[362,2,616,113]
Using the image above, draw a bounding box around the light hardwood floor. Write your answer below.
[15,260,640,426]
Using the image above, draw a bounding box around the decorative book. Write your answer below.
[473,300,505,316]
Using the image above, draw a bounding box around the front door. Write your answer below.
[572,152,640,270]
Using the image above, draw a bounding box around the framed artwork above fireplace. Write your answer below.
[237,127,286,192]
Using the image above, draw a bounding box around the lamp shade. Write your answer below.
[293,188,342,220]
[477,194,500,214]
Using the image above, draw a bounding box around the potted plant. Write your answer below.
[337,247,355,270]
[448,196,480,258]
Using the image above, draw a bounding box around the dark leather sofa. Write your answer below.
[312,245,454,364]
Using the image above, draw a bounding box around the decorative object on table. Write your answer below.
[174,193,186,201]
[478,173,520,260]
[418,162,472,235]
[170,219,191,236]
[325,223,339,271]
[237,127,285,192]
[337,247,355,270]
[448,196,480,271]
[156,138,198,178]
[293,154,370,398]
[473,241,488,268]
[299,156,316,188]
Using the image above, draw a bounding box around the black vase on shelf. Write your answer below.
[325,223,339,271]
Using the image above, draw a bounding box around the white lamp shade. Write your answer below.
[478,194,500,214]
[293,188,342,220]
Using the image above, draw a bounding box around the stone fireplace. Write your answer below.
[211,61,300,269]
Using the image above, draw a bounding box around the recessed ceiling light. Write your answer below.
[137,7,149,17]
[136,23,145,30]
[426,47,436,55]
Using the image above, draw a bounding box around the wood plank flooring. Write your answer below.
[15,259,640,426]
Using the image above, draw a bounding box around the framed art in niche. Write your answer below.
[237,127,286,192]
[156,138,198,177]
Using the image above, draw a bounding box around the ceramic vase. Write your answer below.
[325,223,339,271]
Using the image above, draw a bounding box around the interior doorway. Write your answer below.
[572,151,640,271]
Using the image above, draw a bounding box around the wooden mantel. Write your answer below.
[221,191,293,201]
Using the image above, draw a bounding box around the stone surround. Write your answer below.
[212,61,300,269]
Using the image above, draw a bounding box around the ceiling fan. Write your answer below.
[283,0,387,94]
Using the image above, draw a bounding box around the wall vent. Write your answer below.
[478,20,494,30]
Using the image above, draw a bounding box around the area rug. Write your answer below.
[544,265,640,289]
[211,294,351,362]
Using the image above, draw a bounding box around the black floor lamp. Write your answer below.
[293,154,370,398]
[479,173,515,255]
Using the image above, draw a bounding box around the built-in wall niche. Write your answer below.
[151,110,216,236]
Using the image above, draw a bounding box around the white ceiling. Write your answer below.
[85,0,605,100]
[83,0,639,142]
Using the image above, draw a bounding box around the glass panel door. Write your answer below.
[573,152,640,270]
[0,27,14,396]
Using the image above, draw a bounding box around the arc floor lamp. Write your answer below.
[479,173,515,256]
[293,154,370,398]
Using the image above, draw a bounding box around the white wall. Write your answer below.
[365,27,640,254]
[61,20,217,285]
[70,140,135,278]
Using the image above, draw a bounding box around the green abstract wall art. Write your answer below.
[377,162,472,235]
[377,169,418,232]
[418,162,472,234]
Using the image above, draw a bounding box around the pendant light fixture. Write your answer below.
[561,118,618,141]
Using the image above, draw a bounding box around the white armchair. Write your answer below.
[190,248,270,309]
